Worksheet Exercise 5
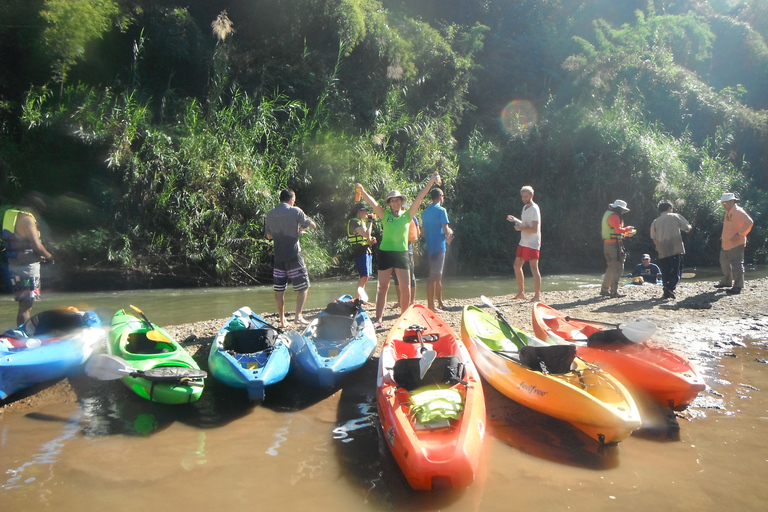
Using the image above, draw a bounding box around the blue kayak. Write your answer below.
[0,309,104,400]
[207,307,292,401]
[287,295,376,388]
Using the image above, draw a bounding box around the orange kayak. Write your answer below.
[461,304,640,445]
[531,302,705,410]
[377,304,486,491]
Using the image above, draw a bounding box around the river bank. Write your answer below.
[2,277,767,418]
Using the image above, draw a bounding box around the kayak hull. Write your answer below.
[288,295,376,388]
[531,302,705,410]
[0,309,104,400]
[108,309,204,404]
[377,304,486,491]
[461,305,640,445]
[208,307,291,401]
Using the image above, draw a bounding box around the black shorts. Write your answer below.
[377,250,410,271]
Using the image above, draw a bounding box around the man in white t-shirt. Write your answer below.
[506,185,542,301]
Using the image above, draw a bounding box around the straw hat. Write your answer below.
[385,190,407,204]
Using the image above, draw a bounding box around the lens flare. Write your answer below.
[500,100,539,136]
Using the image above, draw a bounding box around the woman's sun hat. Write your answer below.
[385,190,407,204]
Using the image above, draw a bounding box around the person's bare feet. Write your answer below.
[530,296,541,303]
[279,318,290,329]
[512,294,526,300]
[295,316,309,325]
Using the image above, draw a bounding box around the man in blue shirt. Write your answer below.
[421,188,453,312]
[628,254,661,284]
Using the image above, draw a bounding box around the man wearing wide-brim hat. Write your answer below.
[600,199,636,298]
[714,192,753,295]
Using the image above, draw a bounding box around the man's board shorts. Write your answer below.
[10,263,41,302]
[354,253,372,278]
[516,245,540,262]
[273,255,310,292]
[428,251,446,277]
[378,250,410,272]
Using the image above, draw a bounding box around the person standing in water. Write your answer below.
[356,172,440,329]
[2,193,54,326]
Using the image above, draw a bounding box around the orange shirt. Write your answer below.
[721,205,753,251]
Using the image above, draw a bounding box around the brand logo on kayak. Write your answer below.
[386,427,395,446]
[518,382,547,396]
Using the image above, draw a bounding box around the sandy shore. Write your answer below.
[2,277,767,418]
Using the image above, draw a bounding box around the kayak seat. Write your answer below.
[126,333,171,354]
[586,329,632,348]
[23,309,85,337]
[315,315,357,340]
[403,333,439,344]
[519,344,576,374]
[392,356,465,391]
[224,328,277,354]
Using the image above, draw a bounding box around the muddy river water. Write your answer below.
[2,272,768,511]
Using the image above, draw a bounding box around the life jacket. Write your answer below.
[347,218,371,247]
[2,209,39,263]
[601,210,622,241]
[408,217,420,242]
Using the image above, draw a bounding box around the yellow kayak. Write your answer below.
[461,304,640,445]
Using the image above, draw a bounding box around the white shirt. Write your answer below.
[519,201,541,250]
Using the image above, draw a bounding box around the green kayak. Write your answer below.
[107,306,205,404]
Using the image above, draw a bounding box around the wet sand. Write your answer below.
[3,277,767,417]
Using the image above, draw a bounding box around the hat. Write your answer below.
[717,192,738,203]
[385,190,407,204]
[642,254,651,260]
[609,199,630,212]
[353,202,368,212]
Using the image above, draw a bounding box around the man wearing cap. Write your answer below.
[347,203,376,301]
[650,201,692,299]
[715,192,753,295]
[2,192,54,325]
[600,199,636,298]
[265,188,317,328]
[629,254,661,284]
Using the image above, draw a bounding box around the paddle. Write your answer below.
[129,305,166,342]
[85,353,206,386]
[407,324,437,378]
[480,295,528,348]
[558,315,657,343]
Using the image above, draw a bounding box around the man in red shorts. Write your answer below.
[506,185,541,302]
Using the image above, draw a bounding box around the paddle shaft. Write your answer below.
[480,296,527,347]
[563,315,619,328]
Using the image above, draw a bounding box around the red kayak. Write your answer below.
[531,302,705,410]
[377,304,486,490]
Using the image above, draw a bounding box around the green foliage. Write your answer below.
[40,0,121,84]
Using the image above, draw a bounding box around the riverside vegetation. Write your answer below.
[0,1,767,290]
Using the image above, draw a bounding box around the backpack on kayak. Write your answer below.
[393,355,465,391]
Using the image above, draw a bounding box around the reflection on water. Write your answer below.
[1,342,768,510]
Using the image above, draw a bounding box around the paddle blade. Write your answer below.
[357,286,369,304]
[419,350,437,379]
[621,320,657,342]
[85,353,137,381]
[143,366,207,383]
[480,295,493,308]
